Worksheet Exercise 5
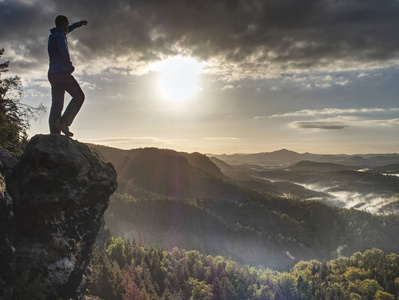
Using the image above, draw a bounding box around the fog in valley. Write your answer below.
[292,181,399,214]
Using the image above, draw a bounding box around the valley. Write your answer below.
[89,144,399,271]
[211,155,399,215]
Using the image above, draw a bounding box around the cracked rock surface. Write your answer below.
[1,134,117,299]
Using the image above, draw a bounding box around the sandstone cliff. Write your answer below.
[0,134,117,299]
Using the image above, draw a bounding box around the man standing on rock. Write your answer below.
[47,15,87,137]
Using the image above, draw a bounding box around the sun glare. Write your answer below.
[155,56,202,102]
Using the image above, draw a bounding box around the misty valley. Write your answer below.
[88,146,399,269]
[213,155,399,215]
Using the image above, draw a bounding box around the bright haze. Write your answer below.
[1,0,399,154]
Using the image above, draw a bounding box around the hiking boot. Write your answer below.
[55,120,74,137]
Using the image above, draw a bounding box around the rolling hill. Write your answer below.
[89,145,248,200]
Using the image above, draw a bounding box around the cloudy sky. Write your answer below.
[1,0,399,154]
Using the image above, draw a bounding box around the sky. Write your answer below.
[1,0,399,155]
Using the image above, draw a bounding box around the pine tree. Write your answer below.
[122,266,143,300]
[89,245,122,300]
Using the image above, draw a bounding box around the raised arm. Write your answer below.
[68,20,88,34]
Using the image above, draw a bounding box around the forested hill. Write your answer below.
[89,144,399,272]
[88,145,225,179]
[106,191,399,271]
[88,144,249,200]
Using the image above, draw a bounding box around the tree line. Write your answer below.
[88,237,399,299]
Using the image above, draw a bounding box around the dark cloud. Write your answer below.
[291,121,349,130]
[0,1,54,72]
[2,0,399,78]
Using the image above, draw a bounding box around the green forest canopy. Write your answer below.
[88,237,399,300]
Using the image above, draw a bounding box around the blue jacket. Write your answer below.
[48,23,79,74]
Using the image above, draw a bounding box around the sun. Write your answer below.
[155,56,202,102]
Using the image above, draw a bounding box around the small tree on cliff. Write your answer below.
[0,48,45,153]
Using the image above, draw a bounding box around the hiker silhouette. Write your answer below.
[47,15,87,137]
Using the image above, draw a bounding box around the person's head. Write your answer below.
[55,15,69,32]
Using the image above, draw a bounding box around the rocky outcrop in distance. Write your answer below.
[0,134,117,300]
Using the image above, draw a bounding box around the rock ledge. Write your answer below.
[1,134,117,299]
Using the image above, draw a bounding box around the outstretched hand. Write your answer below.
[77,20,88,27]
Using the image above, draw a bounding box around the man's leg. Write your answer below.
[60,74,85,127]
[48,73,66,134]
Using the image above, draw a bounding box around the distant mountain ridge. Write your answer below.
[211,149,399,167]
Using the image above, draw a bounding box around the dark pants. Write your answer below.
[48,72,85,134]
